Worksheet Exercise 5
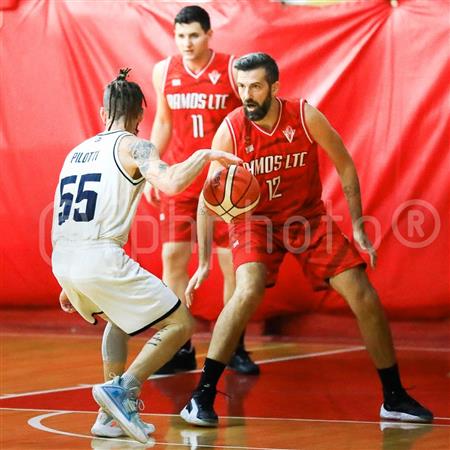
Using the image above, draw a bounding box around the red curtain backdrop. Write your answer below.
[1,0,448,319]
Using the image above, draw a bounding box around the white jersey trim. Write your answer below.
[112,133,145,185]
[161,57,171,95]
[228,55,239,98]
[225,117,237,156]
[300,99,314,144]
[251,97,283,136]
[183,50,216,79]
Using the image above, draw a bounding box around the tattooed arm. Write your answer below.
[121,136,242,196]
[305,103,377,267]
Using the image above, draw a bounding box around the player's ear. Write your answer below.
[206,28,213,40]
[99,107,107,125]
[271,81,280,97]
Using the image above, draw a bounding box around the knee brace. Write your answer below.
[101,321,129,363]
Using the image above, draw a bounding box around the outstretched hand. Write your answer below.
[185,265,210,307]
[208,150,242,167]
[59,289,75,313]
[353,228,377,268]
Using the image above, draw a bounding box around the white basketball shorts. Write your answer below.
[52,240,180,335]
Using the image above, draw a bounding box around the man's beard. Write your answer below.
[243,94,272,121]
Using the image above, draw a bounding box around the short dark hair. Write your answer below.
[174,5,211,32]
[234,53,279,85]
[103,68,147,131]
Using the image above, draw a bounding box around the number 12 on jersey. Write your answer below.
[191,114,204,138]
[266,176,282,201]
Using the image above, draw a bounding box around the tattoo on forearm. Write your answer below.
[131,140,156,175]
[343,184,360,198]
[158,162,168,173]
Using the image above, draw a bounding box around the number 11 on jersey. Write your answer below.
[191,114,204,138]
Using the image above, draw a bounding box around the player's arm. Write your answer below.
[122,135,240,196]
[304,103,377,267]
[149,60,172,156]
[185,120,235,305]
[144,61,172,203]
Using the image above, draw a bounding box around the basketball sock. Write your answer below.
[181,339,192,351]
[377,364,404,399]
[121,372,142,393]
[196,357,225,392]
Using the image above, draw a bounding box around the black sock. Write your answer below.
[196,358,225,392]
[181,339,192,351]
[378,364,404,398]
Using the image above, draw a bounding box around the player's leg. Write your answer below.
[180,262,266,426]
[156,240,197,374]
[162,241,192,301]
[330,267,433,423]
[93,304,195,443]
[92,319,155,438]
[217,247,259,375]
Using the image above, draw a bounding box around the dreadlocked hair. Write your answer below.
[103,68,147,131]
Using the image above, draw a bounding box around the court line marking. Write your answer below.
[27,410,294,450]
[0,345,364,399]
[5,407,450,425]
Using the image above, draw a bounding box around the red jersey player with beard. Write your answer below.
[146,6,258,375]
[181,53,433,427]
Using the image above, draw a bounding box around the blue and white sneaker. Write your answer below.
[92,377,149,443]
[91,408,155,438]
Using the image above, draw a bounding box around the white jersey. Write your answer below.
[52,130,144,247]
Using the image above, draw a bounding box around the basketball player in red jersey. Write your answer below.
[146,6,258,375]
[181,53,433,426]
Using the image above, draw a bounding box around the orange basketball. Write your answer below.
[203,165,260,223]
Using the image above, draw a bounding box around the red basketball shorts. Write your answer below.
[160,196,229,247]
[230,215,366,289]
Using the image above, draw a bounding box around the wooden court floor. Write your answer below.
[1,316,449,449]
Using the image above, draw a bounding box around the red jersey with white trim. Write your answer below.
[225,98,326,224]
[162,51,241,198]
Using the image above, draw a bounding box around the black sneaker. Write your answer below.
[180,387,218,427]
[155,346,197,375]
[228,348,260,375]
[380,390,433,423]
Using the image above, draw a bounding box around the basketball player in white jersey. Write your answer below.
[51,69,241,444]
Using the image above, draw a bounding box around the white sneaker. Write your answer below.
[91,409,155,438]
[92,377,151,443]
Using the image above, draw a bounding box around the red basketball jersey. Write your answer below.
[225,98,326,223]
[161,52,240,198]
[163,52,240,154]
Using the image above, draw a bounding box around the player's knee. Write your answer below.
[236,282,265,308]
[162,244,191,269]
[173,304,195,341]
[353,284,382,319]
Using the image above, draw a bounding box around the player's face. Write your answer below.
[237,68,274,121]
[174,22,211,61]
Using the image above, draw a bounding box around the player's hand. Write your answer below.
[143,182,160,205]
[185,265,210,307]
[207,150,242,167]
[353,228,377,268]
[59,289,75,313]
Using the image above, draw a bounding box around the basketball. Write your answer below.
[202,165,260,223]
